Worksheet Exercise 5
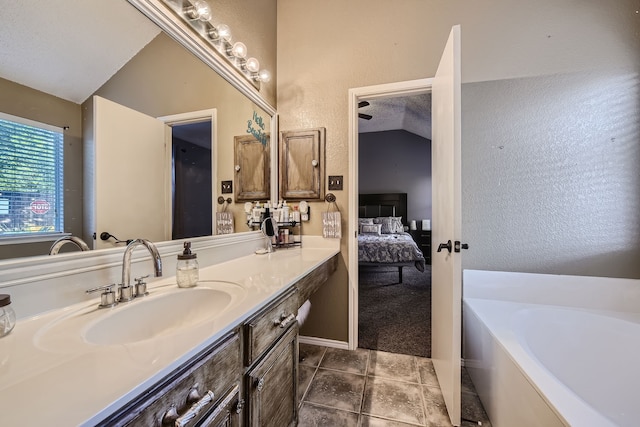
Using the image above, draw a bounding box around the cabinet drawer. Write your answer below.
[102,331,241,427]
[244,288,298,366]
[245,324,298,427]
[196,385,241,427]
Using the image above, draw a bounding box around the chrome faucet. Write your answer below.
[49,235,90,255]
[121,239,162,301]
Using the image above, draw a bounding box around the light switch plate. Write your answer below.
[221,180,233,194]
[328,175,343,191]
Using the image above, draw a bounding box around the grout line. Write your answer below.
[298,346,327,407]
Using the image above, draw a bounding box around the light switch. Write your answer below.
[221,180,233,194]
[328,175,343,191]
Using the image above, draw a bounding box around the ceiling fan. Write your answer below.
[358,101,372,120]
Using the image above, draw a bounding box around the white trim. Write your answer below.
[158,109,218,236]
[0,232,70,245]
[0,111,64,133]
[298,335,349,350]
[348,78,434,351]
[0,232,261,288]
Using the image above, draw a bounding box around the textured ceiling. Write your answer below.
[358,93,432,140]
[0,0,160,103]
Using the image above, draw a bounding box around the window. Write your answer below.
[0,112,64,238]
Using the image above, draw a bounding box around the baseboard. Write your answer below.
[299,335,349,350]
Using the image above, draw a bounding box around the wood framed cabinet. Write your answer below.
[245,325,298,427]
[99,331,242,427]
[279,128,325,200]
[410,229,431,265]
[243,288,299,427]
[234,134,270,201]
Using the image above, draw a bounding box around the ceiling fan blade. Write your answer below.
[358,101,370,108]
[358,113,372,120]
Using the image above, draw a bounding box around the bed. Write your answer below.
[358,193,425,283]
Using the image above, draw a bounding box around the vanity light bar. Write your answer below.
[171,0,271,86]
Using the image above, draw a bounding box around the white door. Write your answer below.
[431,25,463,426]
[90,96,168,249]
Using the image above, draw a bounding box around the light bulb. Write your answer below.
[185,0,212,21]
[193,0,212,21]
[217,24,232,42]
[257,69,271,83]
[245,57,260,73]
[231,42,247,59]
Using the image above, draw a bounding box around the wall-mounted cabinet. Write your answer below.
[279,128,325,200]
[234,134,270,201]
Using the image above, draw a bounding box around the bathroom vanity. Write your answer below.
[0,238,338,426]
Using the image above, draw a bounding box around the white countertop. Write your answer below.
[0,246,339,426]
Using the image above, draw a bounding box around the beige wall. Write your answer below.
[0,78,83,259]
[211,0,278,106]
[278,0,640,341]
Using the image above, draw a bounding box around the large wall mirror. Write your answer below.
[0,0,277,260]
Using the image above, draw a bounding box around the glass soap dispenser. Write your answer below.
[0,294,16,338]
[176,241,199,288]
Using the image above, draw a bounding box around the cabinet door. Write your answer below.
[234,134,270,201]
[279,128,325,200]
[196,385,242,427]
[246,325,298,427]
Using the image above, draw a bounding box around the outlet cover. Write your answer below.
[328,175,343,191]
[221,180,233,194]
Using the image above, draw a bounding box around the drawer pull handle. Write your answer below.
[175,390,215,427]
[274,313,296,328]
[186,384,201,404]
[161,405,179,425]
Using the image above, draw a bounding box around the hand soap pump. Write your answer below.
[176,241,199,288]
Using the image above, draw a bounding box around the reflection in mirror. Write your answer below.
[0,0,276,260]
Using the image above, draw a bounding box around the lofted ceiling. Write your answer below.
[1,1,432,136]
[358,93,432,140]
[0,0,160,104]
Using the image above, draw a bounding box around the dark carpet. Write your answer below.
[358,265,431,358]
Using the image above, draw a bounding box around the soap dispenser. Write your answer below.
[176,241,199,288]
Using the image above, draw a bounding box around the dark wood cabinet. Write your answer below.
[245,325,298,427]
[100,331,242,427]
[410,229,431,265]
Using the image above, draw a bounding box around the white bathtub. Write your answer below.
[463,270,640,427]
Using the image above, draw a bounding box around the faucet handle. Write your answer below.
[134,275,150,297]
[86,284,118,308]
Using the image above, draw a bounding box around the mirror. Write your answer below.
[0,0,277,260]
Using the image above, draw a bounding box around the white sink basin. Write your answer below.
[84,286,236,346]
[35,281,246,351]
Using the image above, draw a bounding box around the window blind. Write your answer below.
[0,112,64,236]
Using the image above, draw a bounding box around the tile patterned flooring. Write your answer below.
[297,344,491,427]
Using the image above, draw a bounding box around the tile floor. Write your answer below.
[297,344,491,427]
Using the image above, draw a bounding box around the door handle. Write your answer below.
[437,240,452,253]
[454,241,469,253]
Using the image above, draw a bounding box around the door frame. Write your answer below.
[158,109,217,236]
[347,79,433,350]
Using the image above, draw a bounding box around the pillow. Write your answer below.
[374,216,403,234]
[358,218,374,233]
[360,223,382,235]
